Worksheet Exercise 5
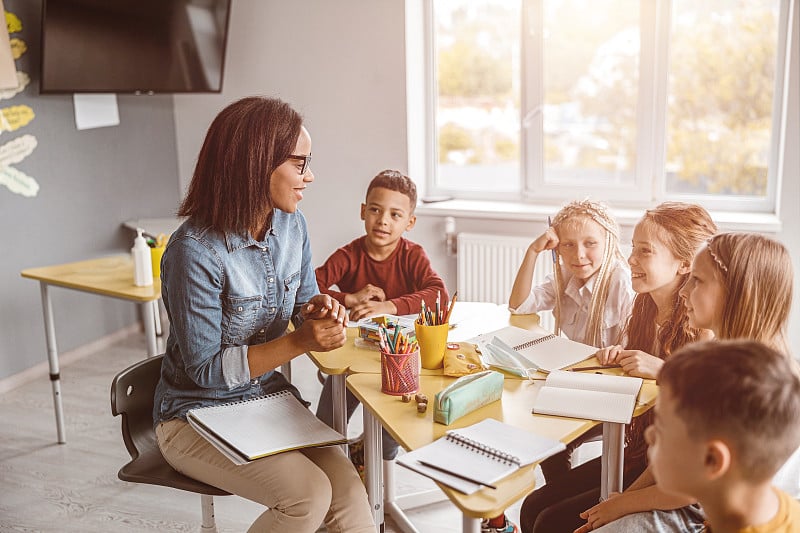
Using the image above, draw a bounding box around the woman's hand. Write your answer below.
[294,314,346,353]
[617,350,664,379]
[302,294,346,324]
[574,492,627,533]
[595,345,624,365]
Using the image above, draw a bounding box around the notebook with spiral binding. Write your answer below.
[186,390,347,466]
[472,325,597,372]
[396,418,565,494]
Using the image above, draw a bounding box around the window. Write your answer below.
[416,0,791,212]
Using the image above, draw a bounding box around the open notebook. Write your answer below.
[187,390,347,465]
[472,325,597,372]
[397,418,565,494]
[532,370,644,424]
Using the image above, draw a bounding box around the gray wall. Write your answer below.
[0,0,180,380]
[175,1,800,351]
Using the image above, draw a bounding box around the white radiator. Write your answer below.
[456,232,554,330]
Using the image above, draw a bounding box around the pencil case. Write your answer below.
[443,342,485,377]
[434,370,504,425]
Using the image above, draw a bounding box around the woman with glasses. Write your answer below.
[152,96,375,532]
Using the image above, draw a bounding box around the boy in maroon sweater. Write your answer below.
[315,169,448,461]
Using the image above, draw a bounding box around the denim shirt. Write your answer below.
[153,209,319,425]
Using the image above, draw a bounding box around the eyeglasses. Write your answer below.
[287,154,312,175]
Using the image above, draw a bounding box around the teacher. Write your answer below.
[153,96,375,532]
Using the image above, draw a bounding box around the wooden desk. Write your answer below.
[21,255,161,443]
[348,366,658,532]
[305,302,540,441]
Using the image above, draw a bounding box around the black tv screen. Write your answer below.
[40,0,232,94]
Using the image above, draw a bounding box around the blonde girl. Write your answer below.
[520,202,717,533]
[582,232,795,533]
[509,199,633,348]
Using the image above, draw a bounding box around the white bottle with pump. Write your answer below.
[132,228,154,287]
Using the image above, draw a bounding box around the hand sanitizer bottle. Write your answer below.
[132,228,154,287]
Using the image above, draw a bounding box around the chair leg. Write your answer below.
[199,494,218,532]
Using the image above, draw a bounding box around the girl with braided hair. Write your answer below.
[509,199,633,348]
[484,201,633,533]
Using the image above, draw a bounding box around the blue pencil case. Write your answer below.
[433,370,504,425]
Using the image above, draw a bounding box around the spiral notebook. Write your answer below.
[186,390,347,466]
[396,418,565,494]
[472,325,597,372]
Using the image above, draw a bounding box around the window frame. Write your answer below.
[413,0,792,214]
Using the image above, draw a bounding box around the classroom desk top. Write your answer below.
[347,364,658,519]
[307,302,540,376]
[21,255,161,302]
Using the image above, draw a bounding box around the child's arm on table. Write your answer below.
[509,228,559,309]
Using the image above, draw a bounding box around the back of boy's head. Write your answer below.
[366,170,417,211]
[660,339,800,484]
[705,232,792,351]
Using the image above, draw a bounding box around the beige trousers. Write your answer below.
[156,418,375,533]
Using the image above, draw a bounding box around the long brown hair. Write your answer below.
[550,200,625,346]
[178,96,303,233]
[705,232,792,354]
[625,202,716,463]
[625,202,717,357]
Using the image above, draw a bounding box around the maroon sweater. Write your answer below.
[315,236,448,316]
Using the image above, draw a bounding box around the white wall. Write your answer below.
[174,0,800,351]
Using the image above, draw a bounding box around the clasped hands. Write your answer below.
[295,294,347,353]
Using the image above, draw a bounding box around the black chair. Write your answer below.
[111,355,231,531]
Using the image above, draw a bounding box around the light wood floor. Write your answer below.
[0,331,534,532]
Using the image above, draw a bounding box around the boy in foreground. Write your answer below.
[646,339,800,532]
[315,169,448,466]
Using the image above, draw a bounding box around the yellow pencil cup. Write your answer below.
[150,246,166,280]
[415,321,450,370]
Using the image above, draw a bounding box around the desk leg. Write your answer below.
[332,374,348,452]
[140,301,158,357]
[39,283,66,444]
[462,515,481,533]
[363,407,384,532]
[601,422,624,499]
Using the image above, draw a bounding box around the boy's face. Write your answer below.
[646,386,708,499]
[556,217,607,281]
[679,247,726,332]
[360,187,416,248]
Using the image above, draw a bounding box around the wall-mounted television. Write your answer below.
[40,0,232,94]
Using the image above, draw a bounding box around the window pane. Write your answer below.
[542,0,640,187]
[665,0,779,197]
[434,0,520,192]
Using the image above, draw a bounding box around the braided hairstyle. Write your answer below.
[550,199,625,346]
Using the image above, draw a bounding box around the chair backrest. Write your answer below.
[111,354,164,460]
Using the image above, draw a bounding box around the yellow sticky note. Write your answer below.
[0,105,34,131]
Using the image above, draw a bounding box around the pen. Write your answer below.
[568,365,622,371]
[417,460,498,490]
[547,216,557,264]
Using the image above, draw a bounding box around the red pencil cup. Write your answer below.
[380,350,420,396]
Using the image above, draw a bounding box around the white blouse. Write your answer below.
[509,258,634,348]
